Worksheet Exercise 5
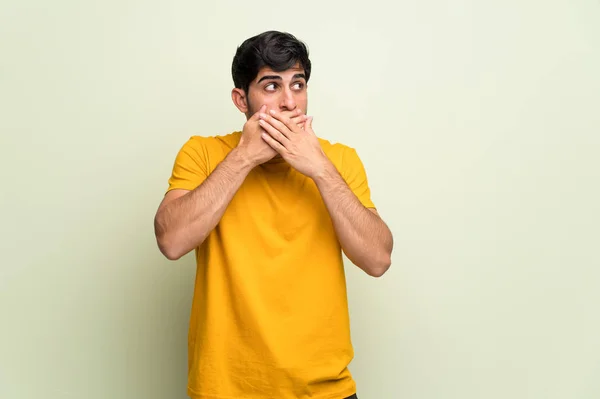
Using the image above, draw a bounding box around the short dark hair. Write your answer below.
[232,31,311,95]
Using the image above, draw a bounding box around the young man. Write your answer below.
[154,31,393,399]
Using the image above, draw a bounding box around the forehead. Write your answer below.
[254,63,305,81]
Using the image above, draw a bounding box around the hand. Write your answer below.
[258,109,330,178]
[290,109,309,130]
[237,107,309,167]
[237,105,276,167]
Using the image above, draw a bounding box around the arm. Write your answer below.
[154,148,253,260]
[313,163,393,277]
[258,109,393,277]
[155,105,289,260]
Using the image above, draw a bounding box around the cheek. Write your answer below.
[296,93,308,109]
[250,92,276,109]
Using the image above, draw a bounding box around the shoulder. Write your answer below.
[318,137,365,173]
[182,131,241,152]
[176,131,241,164]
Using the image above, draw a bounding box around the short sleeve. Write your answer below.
[166,137,209,193]
[341,147,376,209]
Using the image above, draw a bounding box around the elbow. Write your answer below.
[366,258,391,278]
[160,242,185,261]
[362,229,394,278]
[164,251,184,261]
[346,248,392,277]
[154,216,184,261]
[364,252,392,278]
[369,239,394,277]
[154,222,202,261]
[155,232,184,261]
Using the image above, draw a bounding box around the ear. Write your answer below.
[231,88,248,113]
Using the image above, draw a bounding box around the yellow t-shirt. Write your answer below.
[166,131,375,399]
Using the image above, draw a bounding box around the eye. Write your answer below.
[265,83,278,92]
[292,82,305,90]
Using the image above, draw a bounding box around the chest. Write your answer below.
[219,167,332,241]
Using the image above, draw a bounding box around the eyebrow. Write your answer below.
[257,73,306,84]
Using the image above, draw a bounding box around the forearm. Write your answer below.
[155,148,253,260]
[313,162,393,277]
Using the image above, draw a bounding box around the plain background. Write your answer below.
[1,1,599,398]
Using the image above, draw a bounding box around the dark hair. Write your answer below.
[232,31,311,95]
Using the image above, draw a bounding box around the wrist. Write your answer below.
[228,147,256,173]
[311,158,337,185]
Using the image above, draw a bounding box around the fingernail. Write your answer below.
[269,109,276,115]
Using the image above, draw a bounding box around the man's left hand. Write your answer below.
[258,109,330,179]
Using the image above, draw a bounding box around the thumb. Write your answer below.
[251,105,267,120]
[305,116,314,133]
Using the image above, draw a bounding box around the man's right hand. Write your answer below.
[237,105,307,167]
[237,105,277,167]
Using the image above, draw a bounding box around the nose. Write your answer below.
[279,87,296,112]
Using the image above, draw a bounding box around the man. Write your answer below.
[154,30,393,399]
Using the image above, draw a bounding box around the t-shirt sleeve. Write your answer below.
[341,146,376,209]
[166,137,209,193]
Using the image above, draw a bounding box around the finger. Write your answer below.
[258,119,290,145]
[268,109,297,134]
[289,108,304,120]
[290,114,308,126]
[259,112,294,139]
[251,105,267,121]
[290,116,307,131]
[305,116,315,134]
[261,131,287,155]
[290,113,307,121]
